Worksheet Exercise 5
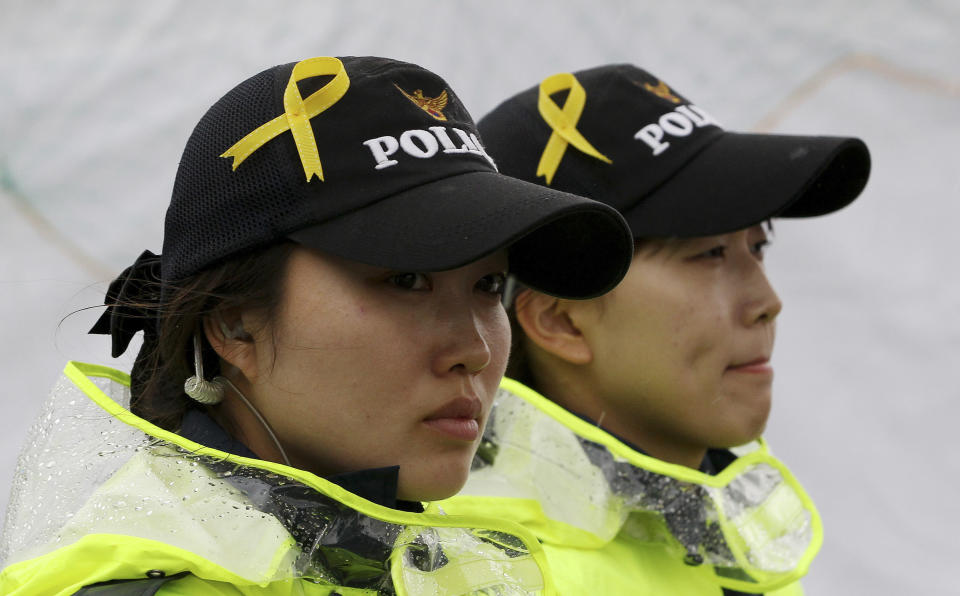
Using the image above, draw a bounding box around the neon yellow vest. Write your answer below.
[0,363,556,596]
[438,378,823,595]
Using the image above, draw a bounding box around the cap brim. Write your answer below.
[288,170,633,299]
[625,133,871,237]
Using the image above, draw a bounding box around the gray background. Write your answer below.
[2,1,958,593]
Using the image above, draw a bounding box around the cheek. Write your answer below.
[480,307,511,386]
[592,298,727,399]
[490,308,511,366]
[652,281,732,369]
[596,299,678,365]
[679,304,728,366]
[266,298,390,391]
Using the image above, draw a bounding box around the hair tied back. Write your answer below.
[89,249,163,358]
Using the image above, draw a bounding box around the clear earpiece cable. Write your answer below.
[214,374,292,467]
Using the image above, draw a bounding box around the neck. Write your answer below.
[528,363,707,470]
[556,393,708,469]
[211,376,291,467]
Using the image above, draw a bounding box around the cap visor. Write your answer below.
[289,171,633,299]
[625,133,870,237]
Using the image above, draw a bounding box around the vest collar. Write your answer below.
[0,363,552,595]
[457,378,823,594]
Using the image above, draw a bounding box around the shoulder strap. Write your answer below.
[73,571,190,596]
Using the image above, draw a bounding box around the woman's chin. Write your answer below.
[709,416,769,450]
[397,461,471,503]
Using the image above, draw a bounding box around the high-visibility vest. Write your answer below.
[0,362,555,596]
[439,378,822,595]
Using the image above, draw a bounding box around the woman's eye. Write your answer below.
[752,239,771,259]
[476,272,507,295]
[388,272,431,291]
[698,246,726,259]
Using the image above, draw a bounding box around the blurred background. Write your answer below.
[1,1,957,593]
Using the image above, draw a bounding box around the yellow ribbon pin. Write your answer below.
[536,72,612,185]
[221,57,350,182]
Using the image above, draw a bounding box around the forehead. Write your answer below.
[283,246,508,283]
[634,223,770,250]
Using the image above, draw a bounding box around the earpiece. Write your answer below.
[217,314,249,340]
[183,375,225,405]
[183,329,291,466]
[184,332,224,405]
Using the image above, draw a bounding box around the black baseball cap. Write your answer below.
[478,63,871,238]
[163,56,633,299]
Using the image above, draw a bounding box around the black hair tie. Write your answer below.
[89,250,163,358]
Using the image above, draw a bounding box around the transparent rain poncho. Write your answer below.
[0,363,552,595]
[457,378,823,594]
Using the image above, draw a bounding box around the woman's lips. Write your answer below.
[423,396,482,441]
[727,358,773,374]
[423,418,480,441]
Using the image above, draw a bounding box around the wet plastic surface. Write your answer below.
[1,370,546,595]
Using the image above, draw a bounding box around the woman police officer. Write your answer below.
[0,56,633,595]
[440,63,870,595]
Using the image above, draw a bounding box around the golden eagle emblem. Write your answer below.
[395,85,449,121]
[643,80,681,104]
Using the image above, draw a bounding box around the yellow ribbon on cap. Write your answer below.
[536,72,612,185]
[221,57,350,182]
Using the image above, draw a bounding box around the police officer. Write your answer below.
[0,56,633,595]
[441,64,870,595]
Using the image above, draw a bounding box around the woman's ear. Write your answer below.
[514,290,593,365]
[203,309,259,382]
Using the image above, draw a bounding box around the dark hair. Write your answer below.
[130,242,295,430]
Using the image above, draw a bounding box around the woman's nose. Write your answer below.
[743,267,783,326]
[433,310,494,376]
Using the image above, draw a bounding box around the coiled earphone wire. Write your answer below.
[184,332,291,467]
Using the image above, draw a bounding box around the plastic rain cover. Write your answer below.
[464,380,822,593]
[0,363,550,595]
